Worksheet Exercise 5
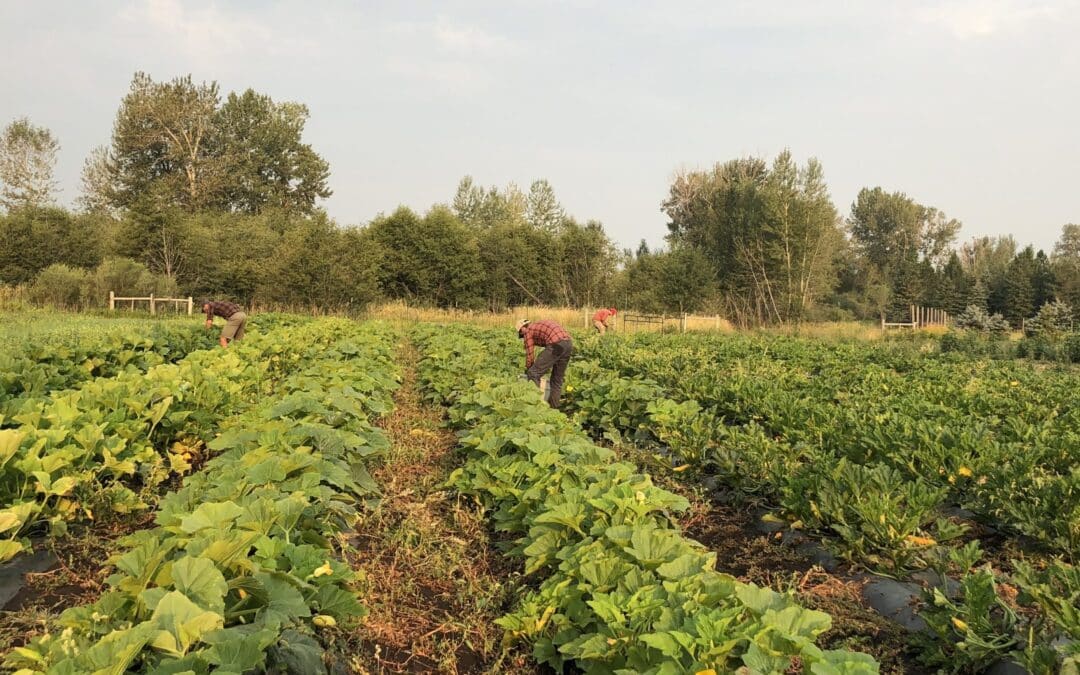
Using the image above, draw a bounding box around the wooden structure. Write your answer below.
[617,312,725,333]
[109,292,194,315]
[622,312,667,333]
[881,305,950,330]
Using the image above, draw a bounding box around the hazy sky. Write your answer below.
[2,0,1077,252]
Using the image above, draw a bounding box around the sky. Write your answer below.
[1,0,1078,253]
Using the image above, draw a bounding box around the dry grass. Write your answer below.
[339,340,538,674]
[367,301,737,334]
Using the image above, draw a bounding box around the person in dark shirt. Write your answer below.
[202,300,247,348]
[517,318,573,409]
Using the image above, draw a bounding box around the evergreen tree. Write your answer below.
[1002,246,1037,325]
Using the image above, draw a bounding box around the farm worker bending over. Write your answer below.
[517,318,573,409]
[593,307,617,334]
[202,300,247,348]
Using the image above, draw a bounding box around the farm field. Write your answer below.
[0,312,1076,674]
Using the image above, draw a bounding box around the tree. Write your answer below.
[554,219,618,306]
[215,90,331,214]
[1052,224,1080,312]
[0,117,59,211]
[365,206,486,308]
[0,207,103,284]
[526,179,565,232]
[659,245,715,313]
[663,151,842,324]
[1002,246,1037,325]
[451,176,526,229]
[847,187,960,287]
[938,252,972,315]
[1032,249,1057,309]
[77,145,117,215]
[109,72,223,211]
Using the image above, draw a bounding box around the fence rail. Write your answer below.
[109,292,194,315]
[616,312,726,333]
[881,304,949,329]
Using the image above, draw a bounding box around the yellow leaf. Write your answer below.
[958,466,973,477]
[0,511,22,533]
[696,670,718,675]
[673,465,690,472]
[237,588,248,599]
[535,605,556,632]
[904,535,937,548]
[313,614,337,628]
[952,617,969,632]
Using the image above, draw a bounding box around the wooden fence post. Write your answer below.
[910,304,916,327]
[187,297,193,315]
[109,291,115,311]
[680,313,687,333]
[149,294,155,315]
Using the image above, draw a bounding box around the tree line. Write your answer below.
[1,71,1077,326]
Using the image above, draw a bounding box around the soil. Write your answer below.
[0,509,154,653]
[680,500,932,674]
[339,340,542,675]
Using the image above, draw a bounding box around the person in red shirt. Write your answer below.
[517,319,573,409]
[592,307,617,334]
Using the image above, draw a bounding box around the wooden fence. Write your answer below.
[881,305,950,330]
[109,292,194,315]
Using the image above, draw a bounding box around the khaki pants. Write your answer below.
[593,320,606,334]
[221,311,247,342]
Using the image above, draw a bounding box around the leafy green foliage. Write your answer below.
[412,324,876,674]
[4,320,399,674]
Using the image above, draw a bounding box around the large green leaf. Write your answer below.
[171,557,229,614]
[179,502,245,534]
[148,591,225,657]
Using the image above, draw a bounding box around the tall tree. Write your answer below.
[555,219,617,306]
[848,187,960,283]
[365,206,486,308]
[664,151,842,324]
[1002,246,1037,325]
[77,145,116,215]
[1052,224,1080,311]
[0,117,59,211]
[1032,249,1057,309]
[109,72,222,211]
[938,252,972,315]
[215,90,331,214]
[526,179,565,232]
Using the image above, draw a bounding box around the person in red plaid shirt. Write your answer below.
[517,318,573,409]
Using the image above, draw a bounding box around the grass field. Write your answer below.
[0,309,1074,674]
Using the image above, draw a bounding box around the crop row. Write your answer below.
[5,319,399,674]
[411,324,877,674]
[0,319,351,563]
[571,332,1079,561]
[0,323,218,418]
[563,332,1079,673]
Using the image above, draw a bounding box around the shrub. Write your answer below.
[29,264,91,308]
[1025,300,1074,337]
[83,257,178,307]
[954,305,1010,334]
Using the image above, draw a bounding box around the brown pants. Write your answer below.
[526,339,573,408]
[221,311,247,341]
[593,320,607,334]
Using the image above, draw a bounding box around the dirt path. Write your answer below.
[342,340,540,675]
